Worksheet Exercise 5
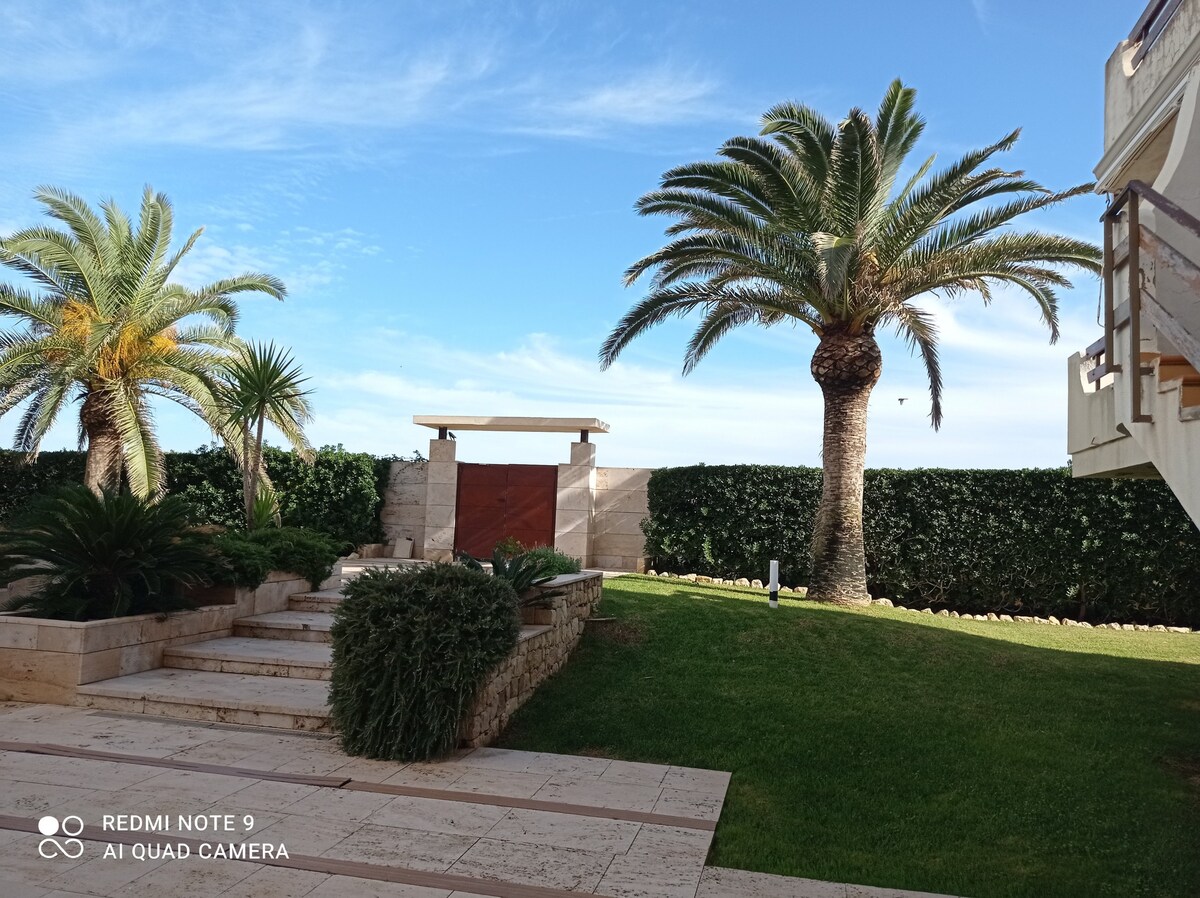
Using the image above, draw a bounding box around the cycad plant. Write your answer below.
[0,186,285,497]
[601,81,1101,603]
[0,485,212,620]
[217,341,314,528]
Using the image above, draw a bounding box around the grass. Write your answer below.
[498,575,1200,898]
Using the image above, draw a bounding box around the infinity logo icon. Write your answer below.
[37,815,85,859]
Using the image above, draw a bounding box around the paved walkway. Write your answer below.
[0,704,958,898]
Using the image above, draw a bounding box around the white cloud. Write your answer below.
[300,315,1087,470]
[515,68,730,138]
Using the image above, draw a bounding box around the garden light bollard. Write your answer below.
[769,560,779,609]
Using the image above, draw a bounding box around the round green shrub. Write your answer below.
[329,564,520,761]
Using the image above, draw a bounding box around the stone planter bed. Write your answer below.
[0,571,312,705]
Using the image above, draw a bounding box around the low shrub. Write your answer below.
[522,545,583,576]
[211,526,344,589]
[0,486,210,621]
[329,564,520,761]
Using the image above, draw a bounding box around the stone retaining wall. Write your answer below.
[460,571,603,747]
[0,572,308,705]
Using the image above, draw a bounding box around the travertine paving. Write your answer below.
[0,703,726,898]
[0,703,959,898]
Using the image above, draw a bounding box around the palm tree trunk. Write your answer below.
[242,422,255,528]
[808,331,882,605]
[81,390,122,495]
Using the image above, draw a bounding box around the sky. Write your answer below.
[0,0,1138,468]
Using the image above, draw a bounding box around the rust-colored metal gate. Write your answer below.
[454,463,558,558]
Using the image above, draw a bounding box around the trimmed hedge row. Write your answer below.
[643,465,1200,626]
[0,445,385,546]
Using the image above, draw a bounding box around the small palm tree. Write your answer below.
[218,341,314,528]
[601,81,1101,604]
[0,186,285,497]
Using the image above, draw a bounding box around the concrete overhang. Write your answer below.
[413,415,610,434]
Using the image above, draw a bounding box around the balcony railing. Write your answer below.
[1088,180,1200,422]
[1130,0,1186,66]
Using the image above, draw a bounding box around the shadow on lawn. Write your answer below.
[501,580,1200,898]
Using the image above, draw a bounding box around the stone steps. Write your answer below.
[75,668,331,731]
[288,588,345,612]
[233,610,334,643]
[163,636,333,680]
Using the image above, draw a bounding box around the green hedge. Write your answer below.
[0,445,386,546]
[643,465,1200,626]
[329,564,520,761]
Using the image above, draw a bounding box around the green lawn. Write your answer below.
[498,575,1200,898]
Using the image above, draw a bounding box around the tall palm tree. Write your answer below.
[600,81,1102,604]
[217,341,314,528]
[0,186,285,497]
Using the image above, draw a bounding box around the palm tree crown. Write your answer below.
[601,81,1102,603]
[601,79,1101,426]
[217,340,314,527]
[0,186,285,497]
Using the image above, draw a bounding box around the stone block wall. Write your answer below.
[460,571,603,747]
[379,458,428,555]
[0,572,308,705]
[592,467,650,572]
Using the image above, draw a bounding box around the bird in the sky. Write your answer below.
[898,398,908,405]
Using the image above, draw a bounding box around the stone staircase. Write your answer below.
[74,584,342,731]
[72,568,565,735]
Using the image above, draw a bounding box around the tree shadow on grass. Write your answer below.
[500,581,1200,898]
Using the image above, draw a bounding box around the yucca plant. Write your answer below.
[0,485,213,620]
[216,341,314,529]
[0,187,286,497]
[601,80,1102,604]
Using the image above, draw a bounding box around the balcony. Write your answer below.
[1096,0,1200,190]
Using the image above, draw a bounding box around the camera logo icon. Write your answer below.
[37,815,85,859]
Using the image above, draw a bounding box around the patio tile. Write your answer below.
[282,787,396,823]
[630,823,714,857]
[125,769,257,804]
[458,747,537,772]
[251,813,363,856]
[448,769,551,799]
[533,776,662,812]
[322,822,477,872]
[0,833,88,887]
[483,807,641,854]
[653,788,724,822]
[597,852,705,898]
[0,753,163,792]
[220,780,323,814]
[449,837,612,892]
[108,856,258,896]
[662,767,732,796]
[308,878,451,898]
[381,763,470,790]
[699,867,848,898]
[0,779,97,816]
[600,760,671,786]
[218,865,331,898]
[367,795,511,837]
[329,756,413,783]
[523,752,612,778]
[40,854,170,897]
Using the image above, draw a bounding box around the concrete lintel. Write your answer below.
[414,415,610,435]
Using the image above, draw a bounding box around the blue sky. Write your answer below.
[0,0,1135,468]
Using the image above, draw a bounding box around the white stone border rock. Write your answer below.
[641,572,1193,634]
